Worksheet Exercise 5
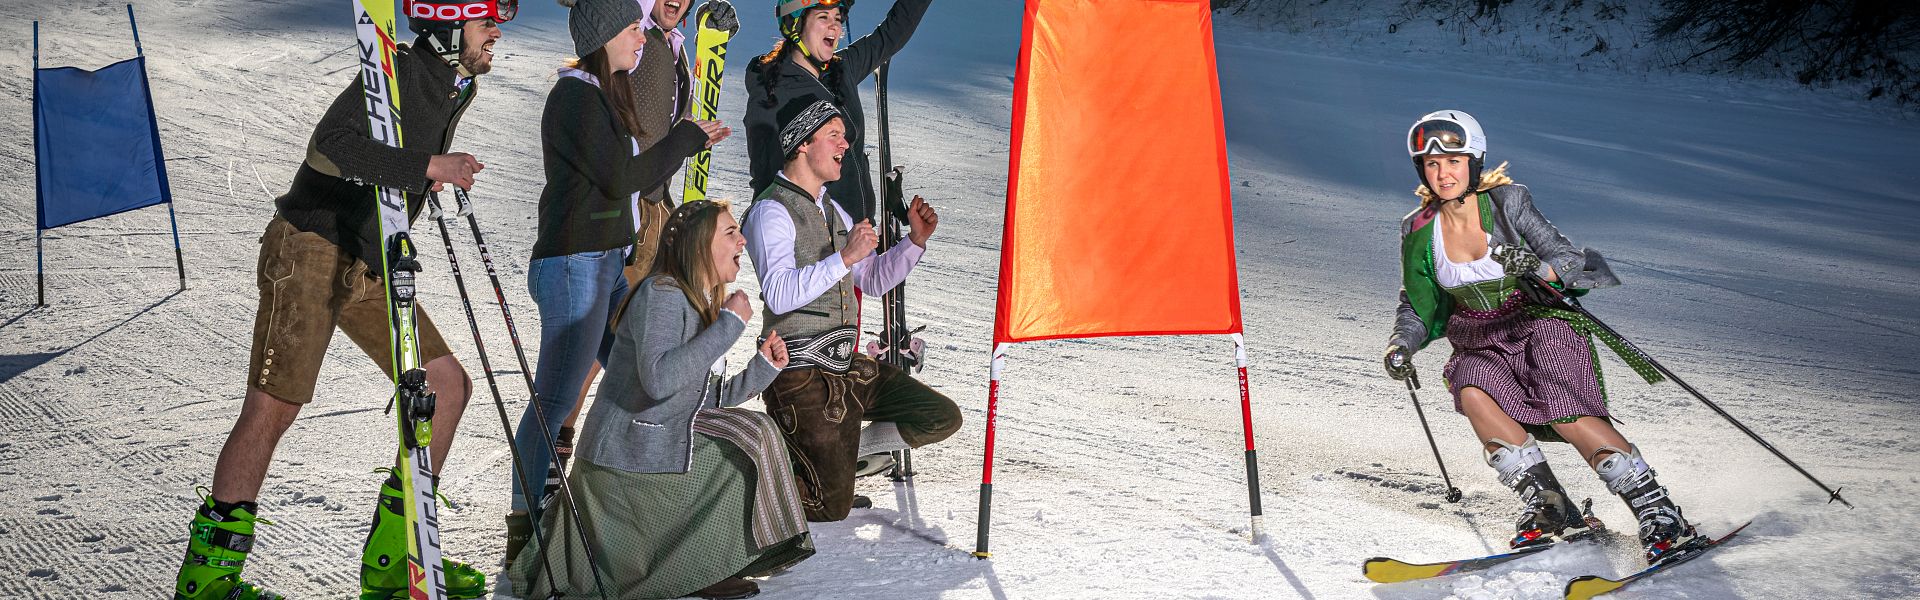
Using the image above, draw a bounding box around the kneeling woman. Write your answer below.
[509,201,813,600]
[1383,110,1699,563]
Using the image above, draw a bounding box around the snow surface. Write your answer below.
[2,1,1917,598]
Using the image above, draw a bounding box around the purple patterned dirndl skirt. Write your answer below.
[1443,293,1609,425]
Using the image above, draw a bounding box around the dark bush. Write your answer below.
[1652,0,1919,103]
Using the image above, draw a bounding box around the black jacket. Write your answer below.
[532,76,707,260]
[274,40,472,268]
[743,0,932,223]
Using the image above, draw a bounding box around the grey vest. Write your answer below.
[749,180,855,339]
[630,28,689,204]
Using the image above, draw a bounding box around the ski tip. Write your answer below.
[1362,557,1449,584]
[1704,519,1754,545]
[1560,519,1755,600]
[1563,575,1625,600]
[1360,557,1398,583]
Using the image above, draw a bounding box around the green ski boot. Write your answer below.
[360,473,486,599]
[175,489,284,600]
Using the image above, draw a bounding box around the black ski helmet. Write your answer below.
[405,0,517,64]
[1407,110,1487,201]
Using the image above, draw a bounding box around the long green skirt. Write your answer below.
[506,435,814,599]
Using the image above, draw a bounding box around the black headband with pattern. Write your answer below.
[778,99,844,157]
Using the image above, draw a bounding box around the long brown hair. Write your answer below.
[612,200,733,327]
[568,47,644,139]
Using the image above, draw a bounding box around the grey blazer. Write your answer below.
[575,276,781,474]
[1389,183,1621,352]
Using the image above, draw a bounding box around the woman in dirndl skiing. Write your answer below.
[1382,110,1702,564]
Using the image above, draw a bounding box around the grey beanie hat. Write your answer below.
[559,0,642,58]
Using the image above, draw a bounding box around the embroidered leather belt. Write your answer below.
[776,326,857,373]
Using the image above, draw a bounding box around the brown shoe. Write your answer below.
[850,495,873,509]
[692,577,759,599]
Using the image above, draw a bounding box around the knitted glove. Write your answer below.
[1491,244,1542,279]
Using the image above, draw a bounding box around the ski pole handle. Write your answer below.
[1384,345,1416,383]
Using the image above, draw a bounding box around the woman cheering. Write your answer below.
[509,200,812,599]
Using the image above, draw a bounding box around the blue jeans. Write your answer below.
[511,248,628,512]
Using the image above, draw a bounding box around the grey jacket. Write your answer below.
[576,276,781,474]
[1389,183,1620,352]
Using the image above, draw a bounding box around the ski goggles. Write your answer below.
[408,0,518,25]
[1407,119,1470,157]
[780,0,850,19]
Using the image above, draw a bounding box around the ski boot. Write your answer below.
[1488,436,1589,549]
[360,473,486,599]
[1594,445,1699,564]
[175,489,285,600]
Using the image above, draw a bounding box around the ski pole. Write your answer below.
[1403,368,1463,503]
[1523,275,1853,508]
[425,193,566,596]
[449,189,614,597]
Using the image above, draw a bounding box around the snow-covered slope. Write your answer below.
[1217,0,1911,111]
[1,1,1914,598]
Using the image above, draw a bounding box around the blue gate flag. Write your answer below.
[34,55,172,230]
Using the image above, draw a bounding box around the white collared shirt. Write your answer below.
[744,172,925,315]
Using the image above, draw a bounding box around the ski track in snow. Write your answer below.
[2,1,1916,598]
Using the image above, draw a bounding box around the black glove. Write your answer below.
[707,0,740,33]
[1383,344,1415,381]
[1491,244,1542,279]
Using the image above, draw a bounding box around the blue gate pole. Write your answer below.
[33,20,45,307]
[128,4,186,291]
[126,4,141,53]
